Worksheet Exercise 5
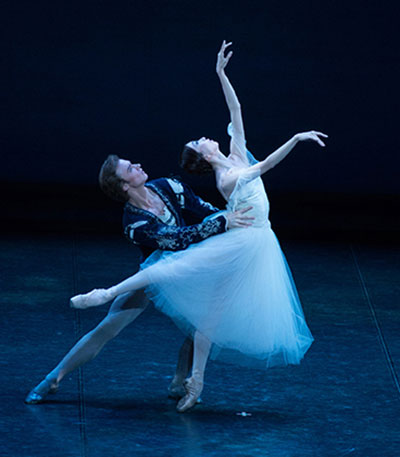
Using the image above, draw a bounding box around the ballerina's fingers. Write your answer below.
[313,131,328,138]
[304,131,328,147]
[218,40,233,59]
[220,40,232,51]
[312,135,325,147]
[217,41,234,72]
[313,131,328,147]
[225,50,233,63]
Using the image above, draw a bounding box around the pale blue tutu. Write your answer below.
[141,168,313,369]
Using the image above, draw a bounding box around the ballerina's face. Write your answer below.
[187,137,219,162]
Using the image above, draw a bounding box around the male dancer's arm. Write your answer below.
[124,214,226,251]
[123,187,252,252]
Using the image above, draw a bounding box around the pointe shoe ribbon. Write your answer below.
[176,377,203,413]
[70,289,114,309]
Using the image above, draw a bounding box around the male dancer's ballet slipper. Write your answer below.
[70,289,114,309]
[176,377,203,413]
[24,378,59,404]
[168,379,186,399]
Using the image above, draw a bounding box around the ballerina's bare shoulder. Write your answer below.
[217,167,248,201]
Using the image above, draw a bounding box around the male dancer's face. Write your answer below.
[116,159,148,189]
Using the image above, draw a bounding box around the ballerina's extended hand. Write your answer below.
[70,289,115,309]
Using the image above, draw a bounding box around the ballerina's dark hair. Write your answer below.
[180,145,213,175]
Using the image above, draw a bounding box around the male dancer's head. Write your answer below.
[99,155,148,203]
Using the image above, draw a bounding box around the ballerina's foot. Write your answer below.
[24,378,59,404]
[70,289,114,309]
[176,377,203,413]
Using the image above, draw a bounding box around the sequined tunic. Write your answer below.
[123,178,227,259]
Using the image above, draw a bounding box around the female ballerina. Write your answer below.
[71,41,327,412]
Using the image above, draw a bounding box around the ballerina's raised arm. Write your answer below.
[217,40,328,180]
[216,40,248,164]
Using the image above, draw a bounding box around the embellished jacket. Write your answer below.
[123,178,227,259]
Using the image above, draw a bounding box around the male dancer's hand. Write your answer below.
[226,206,254,229]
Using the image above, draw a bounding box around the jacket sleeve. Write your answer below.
[124,215,227,251]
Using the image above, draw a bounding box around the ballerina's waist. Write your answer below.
[203,209,270,228]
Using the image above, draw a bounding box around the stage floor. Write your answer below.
[1,233,399,456]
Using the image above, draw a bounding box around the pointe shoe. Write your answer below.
[70,288,114,309]
[168,380,186,399]
[176,377,203,413]
[24,378,59,405]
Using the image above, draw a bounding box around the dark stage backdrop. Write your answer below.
[2,0,399,237]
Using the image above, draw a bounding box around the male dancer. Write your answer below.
[25,154,252,404]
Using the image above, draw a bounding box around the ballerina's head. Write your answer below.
[181,137,220,175]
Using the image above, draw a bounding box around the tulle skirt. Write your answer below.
[141,225,313,368]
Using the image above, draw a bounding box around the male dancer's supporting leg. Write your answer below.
[168,337,193,398]
[25,290,193,403]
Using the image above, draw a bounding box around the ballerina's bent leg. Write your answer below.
[176,331,211,412]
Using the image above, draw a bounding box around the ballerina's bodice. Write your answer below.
[226,174,271,228]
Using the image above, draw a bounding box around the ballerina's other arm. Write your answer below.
[249,131,328,177]
[216,40,247,162]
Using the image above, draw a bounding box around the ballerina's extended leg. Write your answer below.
[70,270,151,309]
